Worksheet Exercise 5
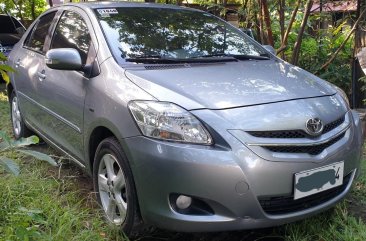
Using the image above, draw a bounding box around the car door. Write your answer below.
[11,11,58,130]
[36,9,96,162]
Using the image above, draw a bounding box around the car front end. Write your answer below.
[122,94,362,232]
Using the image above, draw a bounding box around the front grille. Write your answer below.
[248,130,307,138]
[322,116,345,134]
[258,173,351,215]
[264,133,345,155]
[247,116,345,139]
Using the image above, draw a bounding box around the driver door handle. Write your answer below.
[37,70,46,81]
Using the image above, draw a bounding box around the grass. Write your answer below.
[0,83,365,241]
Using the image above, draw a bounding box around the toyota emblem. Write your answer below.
[305,118,324,136]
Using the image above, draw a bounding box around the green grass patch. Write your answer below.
[0,159,125,241]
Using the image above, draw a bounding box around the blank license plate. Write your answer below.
[294,162,344,200]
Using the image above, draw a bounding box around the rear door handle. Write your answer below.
[37,70,46,81]
[15,59,20,68]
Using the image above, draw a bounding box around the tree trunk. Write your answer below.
[31,0,36,20]
[257,0,266,44]
[49,0,53,7]
[276,0,302,55]
[291,0,313,66]
[261,0,274,46]
[277,0,285,58]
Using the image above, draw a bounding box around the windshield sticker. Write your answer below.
[97,9,118,16]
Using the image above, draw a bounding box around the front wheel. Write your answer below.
[9,90,32,139]
[93,137,139,235]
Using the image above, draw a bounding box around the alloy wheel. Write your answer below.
[98,153,128,225]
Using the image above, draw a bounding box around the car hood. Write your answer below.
[124,59,336,110]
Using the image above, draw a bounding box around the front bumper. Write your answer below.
[122,111,363,232]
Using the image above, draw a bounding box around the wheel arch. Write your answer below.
[87,125,117,174]
[86,124,143,226]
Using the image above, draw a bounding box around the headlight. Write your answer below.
[333,85,350,108]
[128,101,213,144]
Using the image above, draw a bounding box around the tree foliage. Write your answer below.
[0,53,14,85]
[0,0,47,22]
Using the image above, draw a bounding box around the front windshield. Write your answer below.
[95,7,268,63]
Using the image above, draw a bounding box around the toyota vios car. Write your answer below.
[6,2,364,235]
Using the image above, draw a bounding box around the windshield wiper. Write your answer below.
[125,55,179,63]
[195,53,270,60]
[125,54,238,64]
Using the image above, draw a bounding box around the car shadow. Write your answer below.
[132,227,284,241]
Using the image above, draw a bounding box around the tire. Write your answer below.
[9,90,32,139]
[93,137,139,235]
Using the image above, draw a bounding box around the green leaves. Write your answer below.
[0,64,14,72]
[0,52,14,85]
[0,130,12,149]
[0,70,10,85]
[0,133,40,151]
[0,131,58,175]
[18,150,57,167]
[0,156,20,175]
[13,136,40,148]
[0,52,6,61]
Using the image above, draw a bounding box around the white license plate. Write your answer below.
[294,162,344,200]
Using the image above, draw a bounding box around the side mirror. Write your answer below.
[45,48,82,71]
[262,45,276,55]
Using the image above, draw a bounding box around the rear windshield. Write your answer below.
[0,15,22,34]
[94,7,267,63]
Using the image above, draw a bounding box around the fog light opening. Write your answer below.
[176,195,192,209]
[170,193,214,215]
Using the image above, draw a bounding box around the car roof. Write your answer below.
[57,1,202,12]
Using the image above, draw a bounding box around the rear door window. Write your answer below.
[25,11,57,53]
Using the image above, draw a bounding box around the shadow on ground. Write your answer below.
[131,228,284,241]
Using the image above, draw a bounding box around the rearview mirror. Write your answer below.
[262,45,276,55]
[45,48,82,71]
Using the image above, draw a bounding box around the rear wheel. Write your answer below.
[10,90,32,139]
[93,137,138,235]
